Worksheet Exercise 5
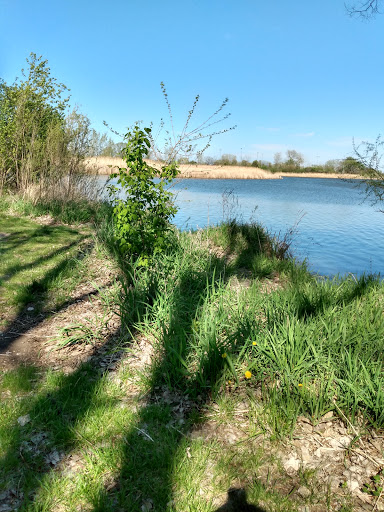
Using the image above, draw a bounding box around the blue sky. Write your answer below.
[1,0,384,164]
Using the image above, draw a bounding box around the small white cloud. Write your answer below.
[293,131,315,137]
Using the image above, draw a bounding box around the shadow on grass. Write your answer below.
[210,221,297,282]
[288,273,380,321]
[0,222,84,257]
[0,238,94,357]
[218,221,381,321]
[1,231,275,511]
[0,237,85,284]
[90,251,268,511]
[0,334,129,511]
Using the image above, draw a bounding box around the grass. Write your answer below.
[0,214,93,329]
[0,193,111,225]
[0,195,383,511]
[111,225,384,429]
[0,194,116,331]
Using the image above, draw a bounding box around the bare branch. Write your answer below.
[346,0,381,18]
[152,84,236,164]
[353,136,384,204]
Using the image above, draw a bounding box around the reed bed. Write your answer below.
[84,156,279,179]
[85,156,365,180]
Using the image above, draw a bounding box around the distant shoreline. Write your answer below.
[85,157,364,180]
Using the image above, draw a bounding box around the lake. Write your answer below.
[100,176,384,278]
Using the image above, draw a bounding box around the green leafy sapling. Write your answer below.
[107,84,235,264]
[108,126,178,265]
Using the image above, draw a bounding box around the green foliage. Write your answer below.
[109,221,384,428]
[0,54,104,201]
[0,53,69,191]
[362,471,383,496]
[108,126,179,263]
[339,156,366,174]
[217,153,238,166]
[0,193,111,224]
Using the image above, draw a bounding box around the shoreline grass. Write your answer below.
[84,156,365,180]
[0,195,383,511]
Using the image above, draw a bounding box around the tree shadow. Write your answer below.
[287,273,380,321]
[212,221,293,282]
[1,232,271,511]
[0,238,94,358]
[0,246,161,510]
[0,333,131,511]
[89,251,267,511]
[218,221,381,322]
[214,488,267,512]
[0,237,85,283]
[0,222,84,256]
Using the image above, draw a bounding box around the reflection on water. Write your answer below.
[100,176,383,277]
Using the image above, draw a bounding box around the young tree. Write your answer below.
[108,84,235,262]
[285,149,304,168]
[0,53,69,193]
[148,82,236,165]
[109,126,178,264]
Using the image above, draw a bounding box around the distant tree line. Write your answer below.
[174,149,369,175]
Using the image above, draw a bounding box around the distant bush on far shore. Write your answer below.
[174,152,370,175]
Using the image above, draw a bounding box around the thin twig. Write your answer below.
[134,427,155,442]
[350,448,382,469]
[333,402,366,449]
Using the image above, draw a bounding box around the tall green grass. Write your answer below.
[109,221,384,430]
[0,193,112,225]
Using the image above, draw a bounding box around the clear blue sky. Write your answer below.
[1,0,384,165]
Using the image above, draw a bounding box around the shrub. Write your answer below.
[108,126,178,264]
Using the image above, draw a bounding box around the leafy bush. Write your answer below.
[108,126,179,264]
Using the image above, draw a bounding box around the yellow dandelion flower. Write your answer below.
[298,383,303,387]
[222,353,227,358]
[244,371,252,379]
[252,341,257,346]
[228,380,233,385]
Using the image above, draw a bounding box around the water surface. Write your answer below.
[101,176,384,277]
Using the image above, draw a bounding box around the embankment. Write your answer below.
[84,157,364,180]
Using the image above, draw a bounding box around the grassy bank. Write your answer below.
[0,196,383,511]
